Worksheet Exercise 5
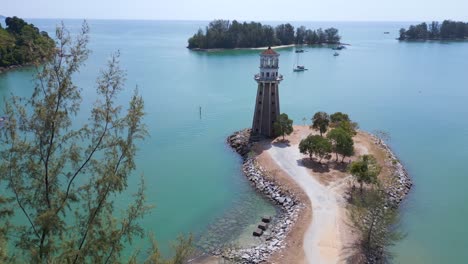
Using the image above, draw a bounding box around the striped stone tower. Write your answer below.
[252,47,283,138]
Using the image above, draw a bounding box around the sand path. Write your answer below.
[268,142,343,264]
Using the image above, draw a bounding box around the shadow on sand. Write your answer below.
[297,157,350,173]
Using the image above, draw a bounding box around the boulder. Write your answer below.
[258,222,268,231]
[253,228,263,237]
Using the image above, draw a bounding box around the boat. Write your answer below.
[293,65,307,72]
[333,52,339,56]
[295,49,305,53]
[384,32,390,34]
[332,45,345,50]
[293,53,307,72]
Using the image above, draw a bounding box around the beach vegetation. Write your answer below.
[0,16,54,68]
[327,128,355,162]
[299,134,332,163]
[273,113,294,140]
[0,21,192,263]
[187,20,341,49]
[348,188,404,263]
[348,155,381,193]
[311,111,330,136]
[399,20,468,40]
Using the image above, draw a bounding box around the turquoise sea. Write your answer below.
[1,20,468,263]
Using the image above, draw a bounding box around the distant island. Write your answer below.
[187,20,341,50]
[0,16,55,72]
[399,20,468,41]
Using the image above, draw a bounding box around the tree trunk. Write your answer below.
[341,155,345,163]
[335,152,338,161]
[360,181,363,194]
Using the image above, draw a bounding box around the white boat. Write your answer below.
[293,53,307,72]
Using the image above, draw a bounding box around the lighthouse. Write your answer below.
[252,47,283,138]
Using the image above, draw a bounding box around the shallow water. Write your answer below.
[1,19,468,263]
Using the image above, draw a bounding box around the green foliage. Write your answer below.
[311,111,330,136]
[348,188,404,263]
[187,20,341,49]
[0,16,54,67]
[273,113,293,140]
[337,120,358,136]
[299,134,332,163]
[348,155,381,192]
[327,128,354,162]
[143,234,194,264]
[399,20,468,40]
[0,22,192,263]
[330,112,350,125]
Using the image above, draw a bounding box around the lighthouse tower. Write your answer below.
[252,47,283,138]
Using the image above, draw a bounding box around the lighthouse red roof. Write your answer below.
[261,47,278,55]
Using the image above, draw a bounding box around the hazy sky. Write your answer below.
[2,0,468,21]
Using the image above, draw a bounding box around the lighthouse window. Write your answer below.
[258,101,262,104]
[266,72,270,77]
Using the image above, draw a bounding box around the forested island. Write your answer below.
[188,20,341,50]
[399,20,468,40]
[0,16,55,70]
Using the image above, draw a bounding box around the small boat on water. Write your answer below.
[293,65,308,72]
[384,32,390,34]
[332,45,345,50]
[333,52,339,56]
[293,53,307,72]
[295,49,305,53]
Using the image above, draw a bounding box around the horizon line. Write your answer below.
[1,16,459,23]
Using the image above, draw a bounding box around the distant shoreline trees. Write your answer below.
[399,20,468,40]
[0,16,55,68]
[188,20,341,49]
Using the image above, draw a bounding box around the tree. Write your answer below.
[311,111,330,136]
[348,188,404,263]
[295,26,307,44]
[324,27,341,43]
[273,113,293,140]
[327,128,354,162]
[398,28,406,40]
[275,23,295,45]
[330,112,350,126]
[0,16,54,67]
[299,134,332,163]
[0,22,191,263]
[337,120,358,136]
[302,117,307,126]
[348,155,381,193]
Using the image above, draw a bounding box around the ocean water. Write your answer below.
[1,19,468,263]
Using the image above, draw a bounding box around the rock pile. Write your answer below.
[224,129,303,263]
[370,134,413,206]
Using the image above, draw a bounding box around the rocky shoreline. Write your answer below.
[223,129,412,263]
[0,64,33,74]
[224,129,303,263]
[367,132,413,206]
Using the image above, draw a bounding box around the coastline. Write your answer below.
[225,126,412,263]
[188,42,348,52]
[0,63,35,74]
[224,129,308,263]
